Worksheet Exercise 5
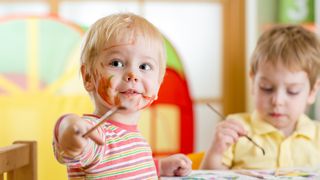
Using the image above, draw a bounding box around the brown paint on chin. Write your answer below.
[140,94,156,109]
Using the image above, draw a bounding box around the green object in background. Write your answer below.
[307,94,320,120]
[278,0,314,23]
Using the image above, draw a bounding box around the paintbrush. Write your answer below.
[82,106,126,137]
[206,103,265,156]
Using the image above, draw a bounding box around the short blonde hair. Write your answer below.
[80,13,166,82]
[250,25,320,86]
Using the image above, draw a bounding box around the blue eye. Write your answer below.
[109,60,124,68]
[140,63,152,71]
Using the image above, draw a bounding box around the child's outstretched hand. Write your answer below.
[159,154,192,177]
[57,114,104,157]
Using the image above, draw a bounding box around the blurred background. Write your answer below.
[0,0,319,179]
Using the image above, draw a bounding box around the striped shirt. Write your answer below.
[53,114,158,180]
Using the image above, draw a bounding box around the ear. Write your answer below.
[81,65,95,91]
[307,79,320,104]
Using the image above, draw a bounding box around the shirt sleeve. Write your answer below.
[221,113,250,168]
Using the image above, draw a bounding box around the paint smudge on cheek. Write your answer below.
[114,95,121,106]
[97,75,114,105]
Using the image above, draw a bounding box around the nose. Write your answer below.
[125,72,138,83]
[271,91,285,106]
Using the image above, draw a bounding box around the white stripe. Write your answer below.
[123,171,157,180]
[108,141,149,153]
[116,129,127,136]
[91,156,153,173]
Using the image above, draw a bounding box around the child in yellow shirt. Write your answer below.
[201,25,320,170]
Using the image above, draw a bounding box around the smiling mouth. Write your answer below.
[120,89,141,95]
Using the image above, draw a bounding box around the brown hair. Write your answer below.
[80,12,166,82]
[250,25,320,86]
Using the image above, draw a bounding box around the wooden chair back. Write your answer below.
[0,141,37,180]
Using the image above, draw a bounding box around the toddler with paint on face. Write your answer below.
[52,13,192,179]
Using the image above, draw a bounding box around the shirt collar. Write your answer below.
[251,111,315,139]
[83,114,139,132]
[295,114,315,139]
[251,111,277,135]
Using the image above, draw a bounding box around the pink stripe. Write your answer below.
[106,166,157,179]
[107,120,138,132]
[103,158,152,172]
[108,144,149,155]
[96,152,152,169]
[107,137,147,148]
[82,147,93,160]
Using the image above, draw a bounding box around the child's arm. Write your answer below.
[201,119,247,170]
[55,114,104,158]
[158,154,192,176]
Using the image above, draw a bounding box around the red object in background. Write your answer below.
[151,68,194,155]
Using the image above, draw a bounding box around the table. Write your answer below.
[160,168,320,179]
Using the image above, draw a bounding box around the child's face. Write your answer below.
[91,35,161,112]
[251,62,318,132]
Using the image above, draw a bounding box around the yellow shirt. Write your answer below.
[222,111,320,169]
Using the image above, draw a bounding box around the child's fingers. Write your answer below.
[59,124,88,157]
[216,124,241,144]
[173,154,192,176]
[86,129,104,145]
[179,154,192,168]
[226,120,247,135]
[219,119,247,136]
[214,128,240,153]
[219,128,239,140]
[220,131,237,144]
[173,161,191,176]
[174,167,191,176]
[184,156,192,166]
